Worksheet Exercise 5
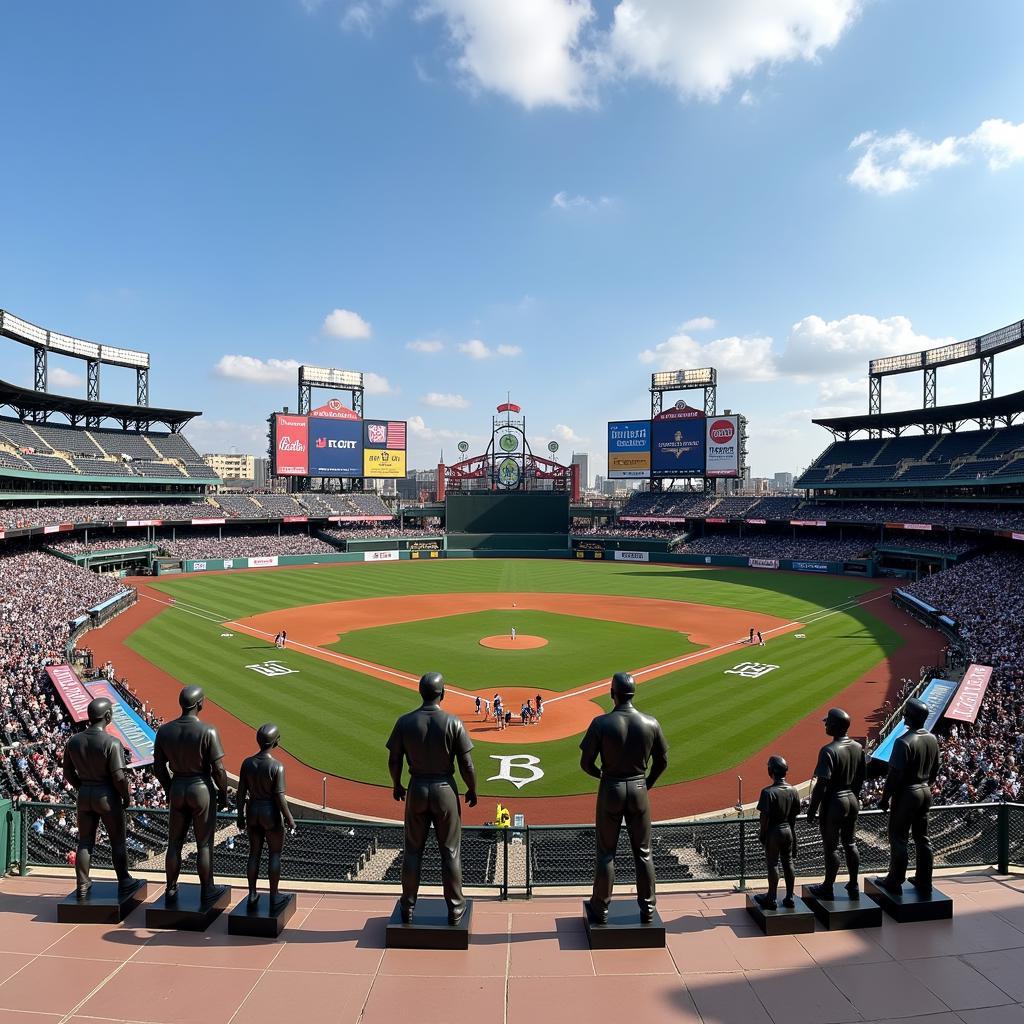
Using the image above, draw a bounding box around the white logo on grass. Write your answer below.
[246,661,297,677]
[488,754,544,789]
[725,662,779,679]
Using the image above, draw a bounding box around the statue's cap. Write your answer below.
[419,672,444,700]
[611,672,636,698]
[87,697,112,723]
[179,685,204,711]
[257,722,280,748]
[905,697,929,728]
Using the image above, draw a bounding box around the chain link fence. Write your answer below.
[15,802,1013,898]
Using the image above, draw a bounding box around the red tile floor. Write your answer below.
[3,873,1024,1024]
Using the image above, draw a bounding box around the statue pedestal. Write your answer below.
[228,892,297,938]
[583,901,666,949]
[801,886,882,930]
[744,893,815,935]
[57,879,148,924]
[385,898,472,950]
[866,879,953,923]
[146,884,230,931]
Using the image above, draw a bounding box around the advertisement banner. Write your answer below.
[364,419,407,450]
[650,408,705,477]
[83,680,156,768]
[748,557,780,569]
[309,398,359,420]
[248,556,279,568]
[613,550,649,562]
[705,415,740,477]
[282,516,308,523]
[193,561,208,571]
[309,417,363,477]
[45,664,92,723]
[1013,532,1024,542]
[364,550,400,562]
[190,517,226,526]
[791,561,829,573]
[607,420,651,479]
[273,414,310,476]
[364,448,407,478]
[126,519,163,527]
[886,522,933,531]
[706,517,727,524]
[745,518,767,525]
[872,678,959,762]
[791,520,827,527]
[944,664,993,724]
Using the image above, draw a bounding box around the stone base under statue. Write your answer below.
[228,892,297,938]
[146,883,230,931]
[866,879,953,923]
[583,900,666,949]
[385,898,473,950]
[57,879,148,924]
[744,893,815,935]
[801,885,882,930]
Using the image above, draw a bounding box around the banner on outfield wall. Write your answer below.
[607,420,651,479]
[45,665,92,723]
[364,550,400,562]
[248,556,279,568]
[83,680,156,767]
[944,664,993,724]
[613,550,649,562]
[791,561,830,573]
[705,416,740,477]
[871,678,958,762]
[273,414,310,476]
[748,557,780,569]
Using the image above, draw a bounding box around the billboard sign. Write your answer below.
[84,680,156,767]
[364,448,406,477]
[309,398,359,421]
[650,405,705,476]
[705,415,739,478]
[308,417,362,476]
[363,420,407,478]
[944,664,993,724]
[46,664,92,723]
[613,550,649,562]
[607,420,651,479]
[871,678,958,762]
[364,550,400,562]
[273,414,310,476]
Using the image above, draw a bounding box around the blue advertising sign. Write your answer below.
[84,680,156,767]
[309,417,363,477]
[651,415,705,476]
[870,678,958,763]
[607,420,651,479]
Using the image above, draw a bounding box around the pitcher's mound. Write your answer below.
[479,634,548,650]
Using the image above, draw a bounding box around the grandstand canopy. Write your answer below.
[814,388,1024,437]
[0,377,198,431]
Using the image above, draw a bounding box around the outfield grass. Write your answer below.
[125,561,897,799]
[328,609,701,691]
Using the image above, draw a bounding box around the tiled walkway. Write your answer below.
[4,874,1024,1023]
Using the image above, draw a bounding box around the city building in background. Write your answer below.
[203,452,255,481]
[571,452,590,490]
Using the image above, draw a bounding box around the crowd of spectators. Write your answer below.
[159,530,339,560]
[319,526,437,542]
[676,531,873,561]
[802,502,1024,531]
[572,524,683,540]
[0,547,165,809]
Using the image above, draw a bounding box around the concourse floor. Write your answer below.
[3,873,1024,1023]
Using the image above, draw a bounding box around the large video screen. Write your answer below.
[650,409,705,476]
[309,417,362,476]
[705,415,740,478]
[271,411,407,478]
[607,420,650,479]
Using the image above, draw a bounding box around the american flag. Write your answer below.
[387,421,406,449]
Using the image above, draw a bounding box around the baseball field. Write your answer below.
[113,560,910,813]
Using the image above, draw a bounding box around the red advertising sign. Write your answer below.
[190,517,226,525]
[944,664,993,723]
[45,664,92,723]
[127,519,163,527]
[282,516,308,523]
[274,414,310,476]
[309,398,359,421]
[705,517,727,524]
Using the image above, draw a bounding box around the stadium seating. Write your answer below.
[22,453,77,474]
[130,460,185,478]
[89,429,160,461]
[147,432,203,461]
[0,418,52,452]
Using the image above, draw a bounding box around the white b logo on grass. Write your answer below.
[724,662,779,679]
[246,661,297,677]
[488,754,544,789]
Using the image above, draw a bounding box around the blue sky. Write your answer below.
[2,0,1023,480]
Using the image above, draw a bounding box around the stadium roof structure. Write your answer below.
[814,388,1024,438]
[0,377,199,431]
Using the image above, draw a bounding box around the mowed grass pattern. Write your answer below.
[127,561,895,797]
[328,610,701,691]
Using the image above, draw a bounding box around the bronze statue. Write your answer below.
[872,697,940,896]
[61,697,139,900]
[386,671,477,925]
[236,723,296,909]
[579,671,669,924]
[152,685,229,901]
[806,707,865,900]
[753,755,799,911]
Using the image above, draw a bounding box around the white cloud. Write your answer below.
[606,0,861,102]
[183,418,268,455]
[848,117,1024,194]
[364,371,393,394]
[680,316,716,331]
[552,423,584,443]
[408,414,462,441]
[778,314,953,376]
[422,392,469,408]
[322,307,372,339]
[457,339,522,359]
[738,89,756,107]
[551,190,611,211]
[49,367,83,389]
[638,329,776,382]
[407,339,444,353]
[214,355,301,383]
[419,0,595,109]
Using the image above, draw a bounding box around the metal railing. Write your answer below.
[14,802,1023,899]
